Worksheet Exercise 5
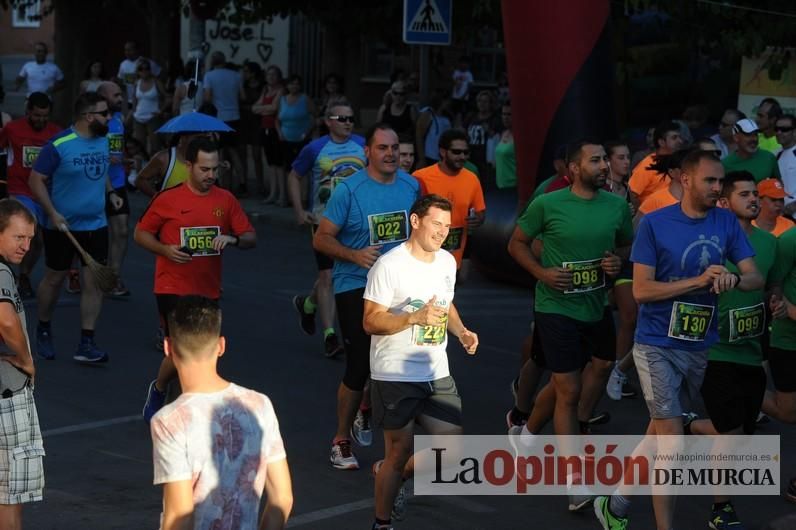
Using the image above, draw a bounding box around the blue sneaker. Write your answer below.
[36,326,56,360]
[73,336,109,364]
[143,380,166,423]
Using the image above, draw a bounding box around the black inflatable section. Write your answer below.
[468,188,534,288]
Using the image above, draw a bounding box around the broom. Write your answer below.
[59,225,119,293]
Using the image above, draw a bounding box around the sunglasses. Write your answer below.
[84,109,110,117]
[328,115,354,124]
[448,148,470,155]
[776,126,794,133]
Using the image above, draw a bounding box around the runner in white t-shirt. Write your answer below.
[117,40,161,104]
[150,296,293,529]
[363,194,479,529]
[14,42,64,96]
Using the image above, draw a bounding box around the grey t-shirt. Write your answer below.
[0,262,29,393]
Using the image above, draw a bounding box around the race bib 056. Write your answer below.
[180,226,221,257]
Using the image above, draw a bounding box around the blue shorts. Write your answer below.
[11,195,45,226]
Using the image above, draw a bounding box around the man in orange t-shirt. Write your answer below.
[413,128,486,267]
[753,177,795,236]
[628,120,684,208]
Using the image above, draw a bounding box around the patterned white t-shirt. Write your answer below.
[151,383,286,530]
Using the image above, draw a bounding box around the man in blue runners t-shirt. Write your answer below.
[594,150,762,530]
[29,92,116,365]
[98,81,131,296]
[288,100,366,359]
[313,124,419,471]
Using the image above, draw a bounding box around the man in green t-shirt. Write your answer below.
[508,140,633,511]
[722,118,780,183]
[688,170,784,529]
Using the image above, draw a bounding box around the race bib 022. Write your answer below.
[180,226,221,257]
[368,210,409,245]
[668,301,715,342]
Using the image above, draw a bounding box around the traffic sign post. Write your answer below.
[403,0,452,46]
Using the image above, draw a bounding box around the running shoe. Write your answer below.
[507,425,523,458]
[36,326,56,360]
[143,380,166,423]
[324,333,344,358]
[756,411,770,425]
[292,295,316,335]
[372,460,408,521]
[330,439,359,470]
[606,366,625,401]
[351,409,373,446]
[73,337,109,363]
[708,502,746,530]
[17,275,34,299]
[66,269,81,294]
[587,411,611,425]
[505,407,528,429]
[510,376,519,401]
[594,496,629,530]
[568,488,594,512]
[110,280,130,297]
[621,381,637,398]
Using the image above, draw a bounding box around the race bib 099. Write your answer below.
[728,303,765,342]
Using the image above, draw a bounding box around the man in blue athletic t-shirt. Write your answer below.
[313,124,419,471]
[288,100,366,359]
[98,81,131,296]
[29,92,120,364]
[594,150,762,530]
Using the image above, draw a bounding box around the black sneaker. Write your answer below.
[621,381,637,398]
[587,411,611,425]
[292,295,316,335]
[324,333,344,358]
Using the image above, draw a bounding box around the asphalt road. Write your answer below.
[19,193,796,529]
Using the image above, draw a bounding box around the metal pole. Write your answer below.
[419,44,430,104]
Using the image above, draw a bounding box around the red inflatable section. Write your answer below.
[501,0,610,204]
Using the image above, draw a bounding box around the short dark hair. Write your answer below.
[721,170,756,198]
[760,97,783,120]
[777,114,796,128]
[73,92,106,118]
[27,92,51,111]
[439,128,468,150]
[326,98,353,117]
[286,74,302,86]
[167,296,222,358]
[647,148,692,175]
[724,109,746,122]
[603,140,628,158]
[566,139,602,165]
[364,123,397,147]
[398,134,414,145]
[681,148,722,176]
[653,120,680,146]
[185,136,219,163]
[410,194,452,219]
[0,199,36,233]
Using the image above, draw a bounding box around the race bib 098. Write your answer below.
[563,258,605,294]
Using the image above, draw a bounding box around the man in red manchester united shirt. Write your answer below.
[0,92,61,297]
[135,136,256,422]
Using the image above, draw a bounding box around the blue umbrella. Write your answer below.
[156,111,235,134]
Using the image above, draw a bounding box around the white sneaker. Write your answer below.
[606,366,626,401]
[330,440,359,470]
[351,409,373,446]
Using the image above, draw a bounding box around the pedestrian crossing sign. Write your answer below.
[403,0,452,45]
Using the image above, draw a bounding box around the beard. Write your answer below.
[90,120,109,137]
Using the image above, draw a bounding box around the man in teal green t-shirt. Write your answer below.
[508,140,633,509]
[722,118,780,183]
[687,170,784,529]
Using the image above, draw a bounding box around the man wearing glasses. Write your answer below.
[288,101,366,359]
[775,114,796,219]
[28,92,120,364]
[412,128,486,272]
[710,109,745,159]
